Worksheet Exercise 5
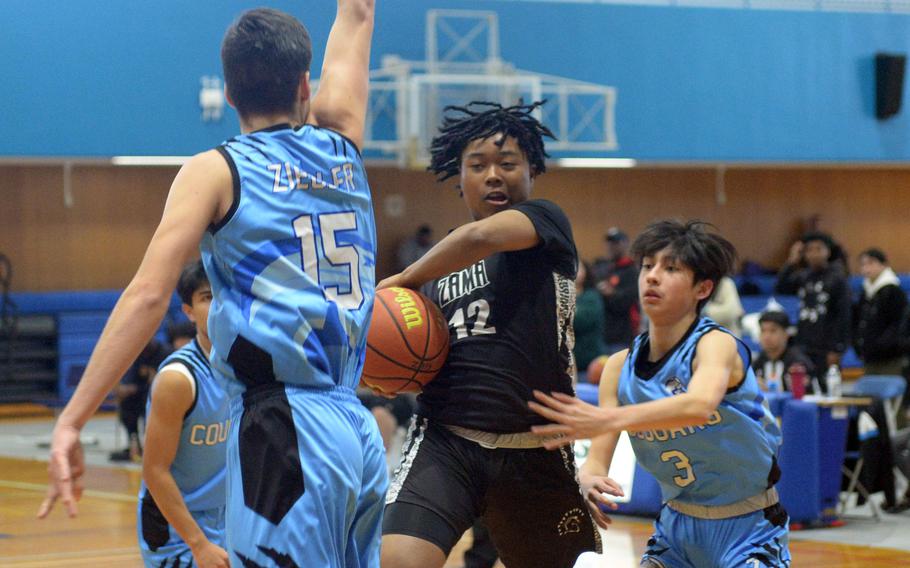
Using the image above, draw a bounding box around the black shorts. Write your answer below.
[383,417,601,568]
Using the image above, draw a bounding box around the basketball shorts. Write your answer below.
[383,417,602,568]
[226,383,388,568]
[641,502,791,568]
[137,494,224,568]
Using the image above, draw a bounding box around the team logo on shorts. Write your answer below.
[664,376,686,396]
[557,507,585,536]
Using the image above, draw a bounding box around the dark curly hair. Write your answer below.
[631,220,737,312]
[428,100,555,182]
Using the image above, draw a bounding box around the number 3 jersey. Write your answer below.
[618,317,783,506]
[418,199,578,434]
[201,124,376,398]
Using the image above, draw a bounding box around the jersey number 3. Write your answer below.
[293,212,363,310]
[660,450,696,488]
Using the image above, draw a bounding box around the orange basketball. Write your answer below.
[361,287,450,395]
[586,354,610,385]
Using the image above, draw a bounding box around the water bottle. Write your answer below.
[825,364,842,398]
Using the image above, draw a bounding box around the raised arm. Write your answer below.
[307,0,375,148]
[38,150,229,519]
[378,209,540,290]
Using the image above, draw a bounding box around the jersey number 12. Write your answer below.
[449,299,496,339]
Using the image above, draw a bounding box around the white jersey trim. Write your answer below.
[159,362,196,400]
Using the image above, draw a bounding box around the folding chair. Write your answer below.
[839,375,907,519]
[848,375,906,434]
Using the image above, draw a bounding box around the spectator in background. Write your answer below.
[574,260,608,376]
[396,224,434,272]
[752,310,818,394]
[591,227,639,354]
[704,276,745,336]
[109,339,170,462]
[775,231,851,391]
[166,321,196,350]
[854,248,908,375]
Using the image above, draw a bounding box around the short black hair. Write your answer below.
[428,101,555,182]
[630,220,737,312]
[800,231,834,249]
[759,310,790,329]
[860,247,888,264]
[221,8,312,118]
[167,321,197,345]
[177,260,209,306]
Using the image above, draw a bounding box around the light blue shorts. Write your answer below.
[225,384,388,568]
[641,503,790,567]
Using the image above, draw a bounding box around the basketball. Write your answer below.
[361,287,450,395]
[586,354,610,385]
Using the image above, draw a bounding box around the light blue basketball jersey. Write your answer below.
[138,339,229,567]
[618,317,782,507]
[140,339,230,511]
[201,124,376,398]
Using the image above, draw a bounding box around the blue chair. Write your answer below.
[846,375,906,434]
[839,375,907,519]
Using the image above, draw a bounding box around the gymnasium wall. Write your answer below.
[2,163,908,291]
[2,1,910,160]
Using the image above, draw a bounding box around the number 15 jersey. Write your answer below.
[201,124,376,398]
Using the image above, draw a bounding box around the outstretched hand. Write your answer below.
[37,423,85,519]
[528,390,616,450]
[578,472,624,530]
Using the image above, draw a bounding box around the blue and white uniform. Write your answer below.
[137,339,229,567]
[618,317,790,567]
[200,124,386,567]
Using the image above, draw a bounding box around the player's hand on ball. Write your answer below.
[578,472,623,529]
[377,273,408,290]
[528,391,615,449]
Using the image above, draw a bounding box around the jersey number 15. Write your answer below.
[293,212,364,310]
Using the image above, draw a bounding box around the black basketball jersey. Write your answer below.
[417,199,578,433]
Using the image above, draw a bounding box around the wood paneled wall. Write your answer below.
[2,164,909,291]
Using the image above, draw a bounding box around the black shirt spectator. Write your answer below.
[854,248,908,375]
[775,231,851,389]
[752,310,818,393]
[590,227,639,351]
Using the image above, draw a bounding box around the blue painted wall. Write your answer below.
[2,1,909,160]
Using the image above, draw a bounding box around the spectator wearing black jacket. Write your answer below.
[854,248,908,375]
[752,310,819,394]
[591,227,639,353]
[776,231,851,390]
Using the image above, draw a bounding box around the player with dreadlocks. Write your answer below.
[377,101,621,568]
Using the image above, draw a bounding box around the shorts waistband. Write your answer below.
[444,424,560,449]
[241,382,358,409]
[666,487,779,520]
